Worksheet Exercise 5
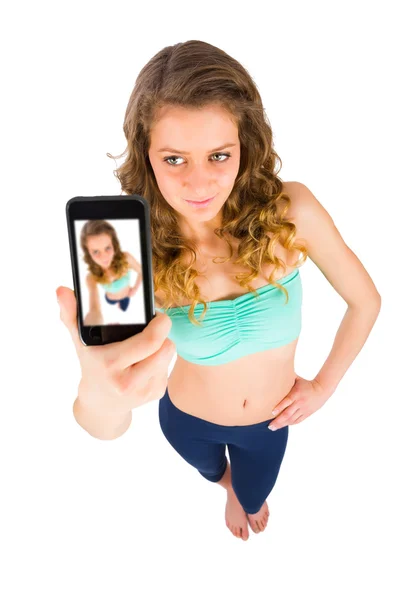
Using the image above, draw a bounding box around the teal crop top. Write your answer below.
[156,268,302,366]
[100,269,132,293]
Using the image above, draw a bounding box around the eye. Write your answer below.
[163,152,231,167]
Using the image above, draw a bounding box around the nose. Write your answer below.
[184,164,214,196]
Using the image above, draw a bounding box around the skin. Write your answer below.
[148,103,241,245]
[148,104,267,540]
[147,103,381,541]
[84,233,142,325]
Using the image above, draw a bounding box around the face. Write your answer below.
[148,104,241,242]
[86,233,115,269]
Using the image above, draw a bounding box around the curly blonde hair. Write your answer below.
[80,220,130,285]
[107,40,308,326]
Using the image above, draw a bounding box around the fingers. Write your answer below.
[292,413,305,424]
[269,406,302,430]
[271,398,294,416]
[57,285,175,385]
[114,338,176,400]
[57,286,84,354]
[104,311,174,372]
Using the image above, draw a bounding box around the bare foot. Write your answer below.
[246,501,270,533]
[225,490,249,541]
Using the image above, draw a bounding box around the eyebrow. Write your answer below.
[157,142,237,154]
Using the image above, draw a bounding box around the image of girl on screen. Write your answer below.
[80,220,142,326]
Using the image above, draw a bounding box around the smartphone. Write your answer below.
[66,194,156,346]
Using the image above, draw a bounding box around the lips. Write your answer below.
[184,196,214,203]
[184,195,215,205]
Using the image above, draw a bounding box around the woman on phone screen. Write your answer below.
[106,40,381,540]
[80,220,143,326]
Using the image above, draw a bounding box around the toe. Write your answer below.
[248,518,258,533]
[247,516,257,533]
[246,502,270,533]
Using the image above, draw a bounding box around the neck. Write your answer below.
[178,212,223,246]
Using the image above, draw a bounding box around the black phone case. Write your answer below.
[65,194,156,346]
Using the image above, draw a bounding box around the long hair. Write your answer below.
[80,220,130,285]
[107,40,308,326]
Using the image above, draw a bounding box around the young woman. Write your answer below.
[80,220,143,326]
[68,40,380,541]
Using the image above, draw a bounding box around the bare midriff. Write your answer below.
[167,342,298,426]
[105,286,130,301]
[102,268,131,300]
[155,217,303,426]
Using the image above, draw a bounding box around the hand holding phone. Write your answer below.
[57,285,176,438]
[66,194,155,345]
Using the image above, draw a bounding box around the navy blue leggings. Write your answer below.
[158,387,289,515]
[105,294,130,312]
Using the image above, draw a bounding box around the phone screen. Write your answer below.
[66,195,155,345]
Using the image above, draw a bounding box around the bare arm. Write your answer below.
[286,182,382,392]
[84,274,104,326]
[125,252,143,292]
[73,397,132,440]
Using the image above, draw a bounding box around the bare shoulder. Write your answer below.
[279,180,327,241]
[123,251,141,271]
[280,181,381,305]
[279,181,305,222]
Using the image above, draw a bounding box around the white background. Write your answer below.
[1,1,399,599]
